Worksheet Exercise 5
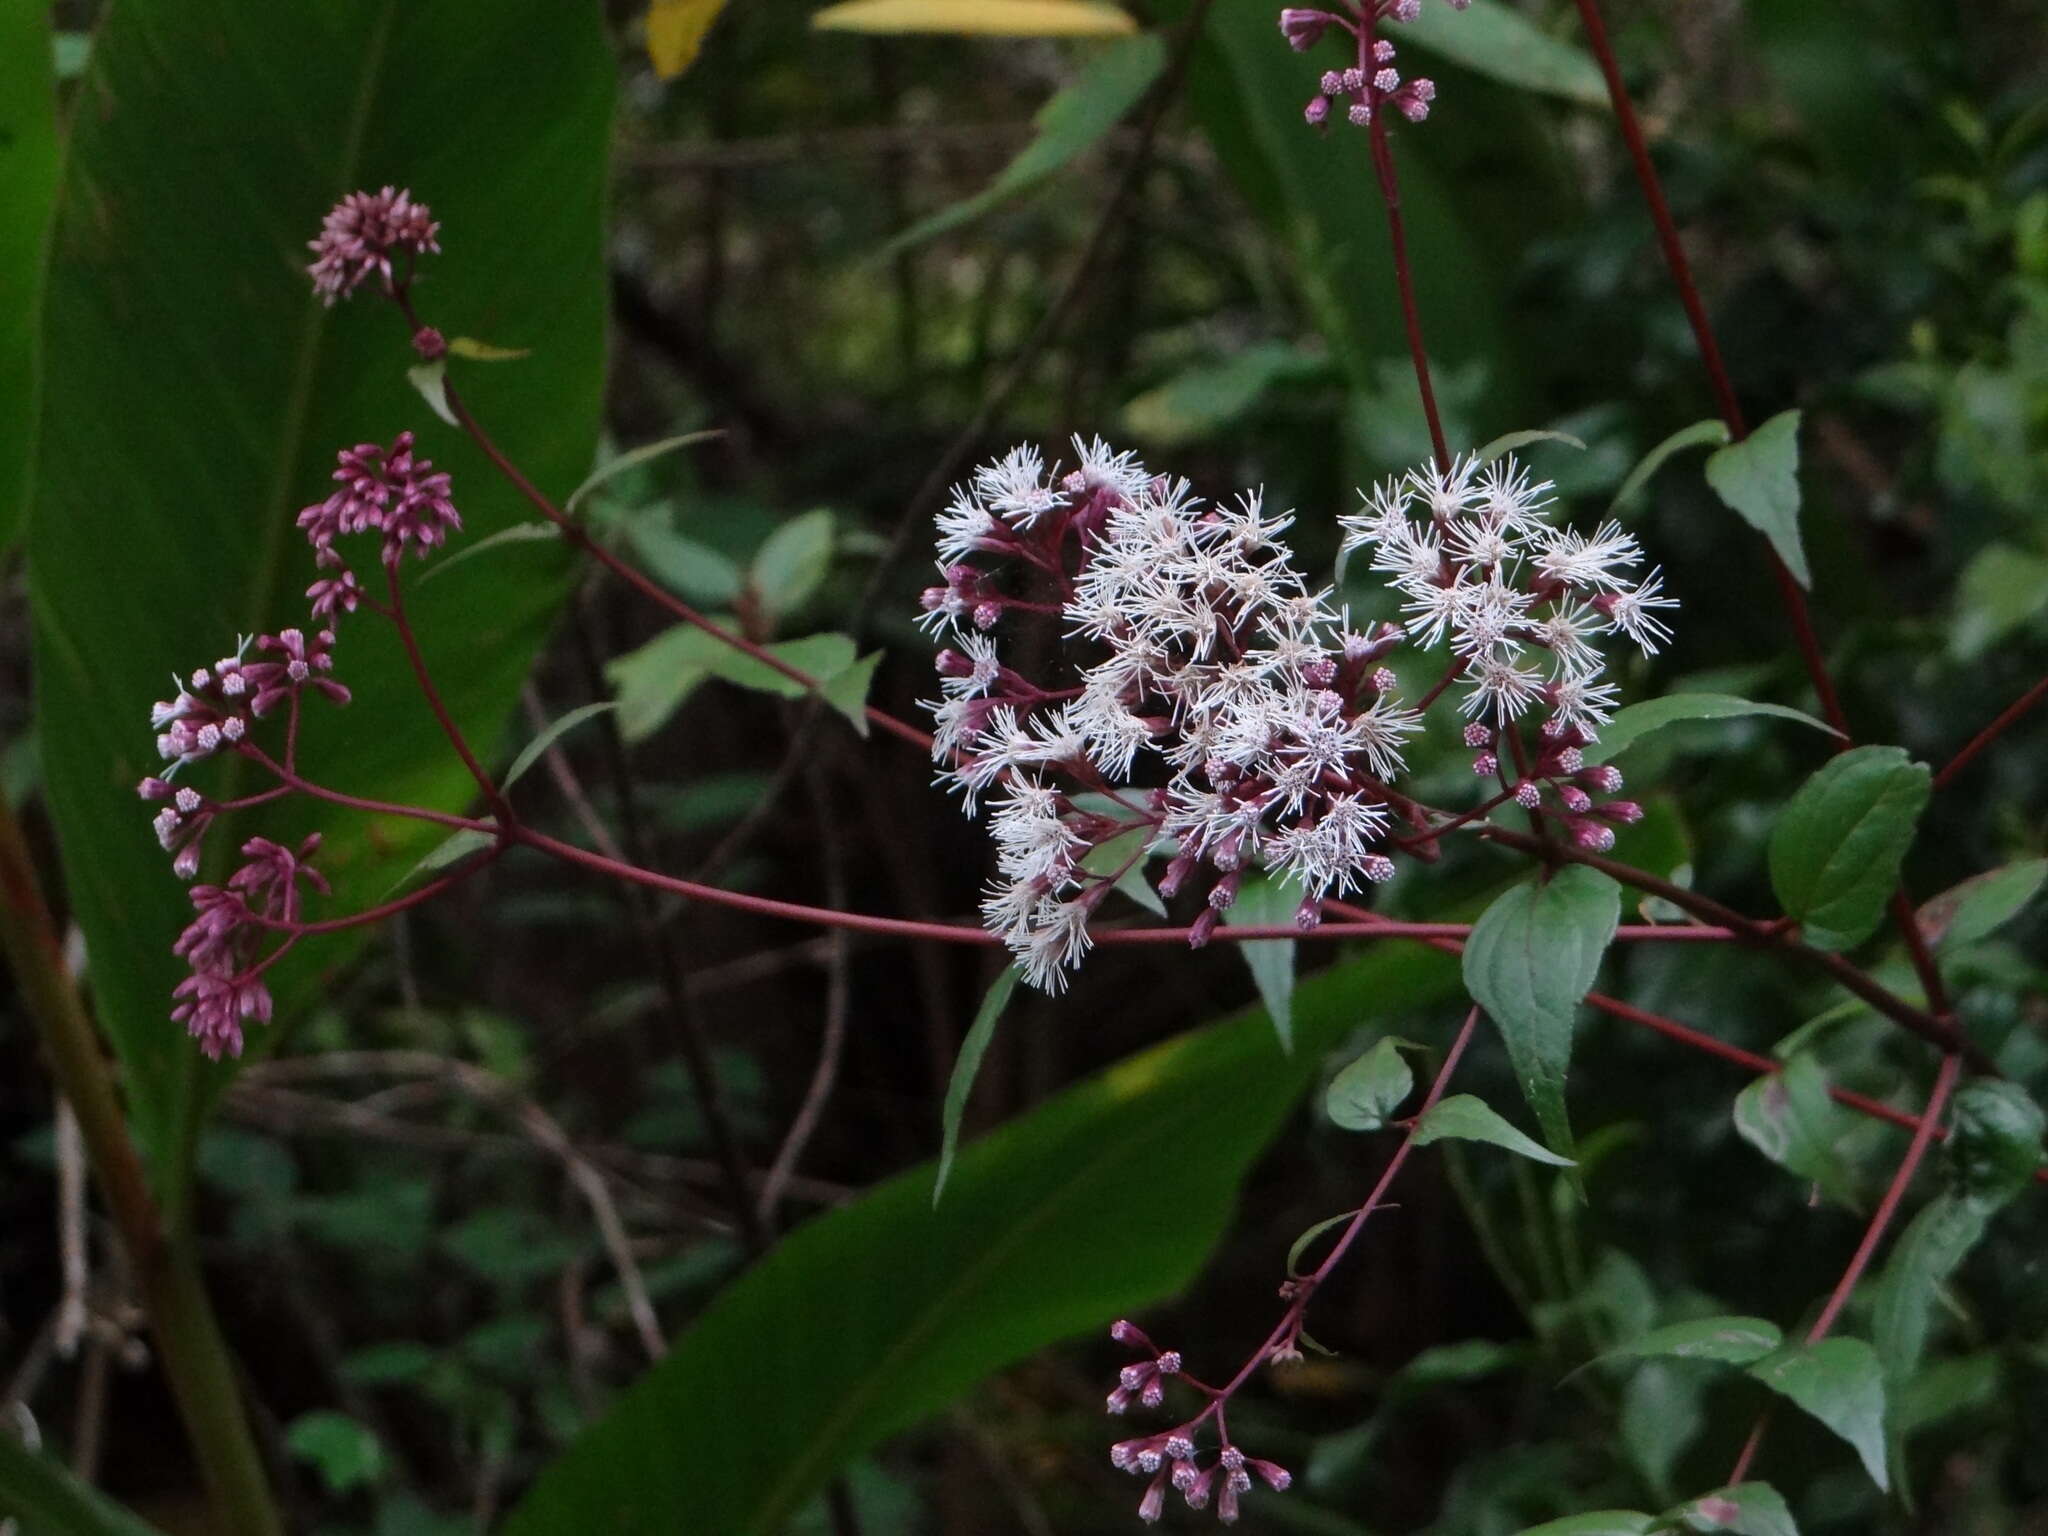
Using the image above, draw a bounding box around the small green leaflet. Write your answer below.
[406,359,458,426]
[1324,1037,1415,1132]
[933,967,1021,1207]
[1585,692,1840,765]
[566,431,721,514]
[1768,745,1931,952]
[1120,341,1327,447]
[503,702,619,791]
[878,33,1163,257]
[1475,427,1585,463]
[1705,410,1809,588]
[605,624,880,742]
[749,509,835,627]
[384,827,497,899]
[1659,1482,1800,1536]
[1731,1056,1860,1210]
[286,1410,387,1496]
[1914,858,2046,950]
[1746,1337,1889,1490]
[448,335,531,361]
[1412,1095,1575,1166]
[418,521,561,585]
[1593,1315,1783,1369]
[1948,542,2048,660]
[1609,418,1730,515]
[1511,1515,1654,1536]
[1223,871,1299,1054]
[1461,865,1620,1171]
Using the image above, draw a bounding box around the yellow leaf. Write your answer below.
[647,0,731,79]
[812,0,1135,37]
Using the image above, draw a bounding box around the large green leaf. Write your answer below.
[504,945,1462,1535]
[0,1432,170,1536]
[1462,865,1620,1169]
[0,0,59,551]
[28,0,613,1196]
[1767,746,1931,952]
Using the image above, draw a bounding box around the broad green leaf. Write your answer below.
[1768,746,1931,951]
[1732,1056,1860,1209]
[1476,427,1586,462]
[565,432,719,514]
[1586,692,1839,765]
[28,0,613,1194]
[1121,340,1326,447]
[286,1410,387,1495]
[1747,1337,1889,1490]
[1413,1094,1575,1166]
[0,0,59,551]
[1514,1516,1654,1536]
[0,1430,171,1536]
[503,944,1463,1536]
[1914,859,2047,951]
[750,509,836,627]
[1872,1192,1988,1408]
[881,34,1163,257]
[1659,1482,1799,1536]
[1462,865,1620,1168]
[812,0,1137,35]
[1596,1315,1783,1368]
[1325,1036,1415,1132]
[1947,542,2048,660]
[504,702,618,790]
[1395,0,1607,107]
[1609,418,1730,515]
[1704,410,1809,588]
[1223,870,1298,1053]
[646,0,731,78]
[933,966,1021,1206]
[1944,1079,2046,1205]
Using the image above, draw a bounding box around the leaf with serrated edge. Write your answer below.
[1413,1095,1575,1166]
[1462,866,1620,1168]
[1768,746,1931,951]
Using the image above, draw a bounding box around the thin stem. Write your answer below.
[235,744,495,833]
[0,799,282,1536]
[1933,672,2048,791]
[1363,24,1450,473]
[385,563,512,818]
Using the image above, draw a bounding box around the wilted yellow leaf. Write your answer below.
[647,0,731,79]
[812,0,1135,37]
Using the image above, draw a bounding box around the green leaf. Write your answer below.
[1596,1315,1784,1368]
[1223,870,1298,1053]
[1768,746,1931,951]
[879,33,1163,256]
[1747,1337,1890,1490]
[1704,410,1809,587]
[624,522,745,606]
[417,520,562,584]
[1325,1036,1415,1132]
[1609,418,1731,515]
[565,432,719,514]
[504,702,617,790]
[1586,692,1840,765]
[503,944,1463,1536]
[407,358,457,425]
[0,1430,171,1536]
[1872,1192,1989,1402]
[1462,865,1620,1169]
[1944,1079,2046,1205]
[750,509,836,628]
[1121,340,1327,447]
[1076,814,1165,918]
[1914,859,2047,951]
[27,0,614,1194]
[1476,427,1586,462]
[387,827,498,898]
[605,625,876,743]
[1285,1210,1355,1278]
[0,0,59,552]
[447,335,531,362]
[1731,1056,1860,1209]
[1394,0,1608,107]
[1948,543,2048,659]
[1413,1094,1576,1166]
[1658,1482,1800,1536]
[286,1410,387,1495]
[1514,1515,1655,1536]
[933,967,1021,1207]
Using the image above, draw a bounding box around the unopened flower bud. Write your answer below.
[1560,786,1592,813]
[1279,8,1333,50]
[1304,94,1331,127]
[1596,800,1643,824]
[1514,781,1542,809]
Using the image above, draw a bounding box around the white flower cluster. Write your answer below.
[1339,455,1674,733]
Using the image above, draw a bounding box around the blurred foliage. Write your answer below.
[2,1,2046,1534]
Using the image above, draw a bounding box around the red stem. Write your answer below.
[1933,672,2048,791]
[385,562,511,819]
[1363,38,1451,474]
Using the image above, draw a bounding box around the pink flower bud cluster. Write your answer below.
[1106,1321,1291,1525]
[920,438,1425,991]
[307,186,440,305]
[297,430,462,574]
[170,834,328,1059]
[1285,2,1462,129]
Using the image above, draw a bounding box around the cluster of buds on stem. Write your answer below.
[919,439,1674,993]
[1105,1321,1291,1524]
[1283,1,1467,129]
[307,185,440,305]
[169,835,327,1059]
